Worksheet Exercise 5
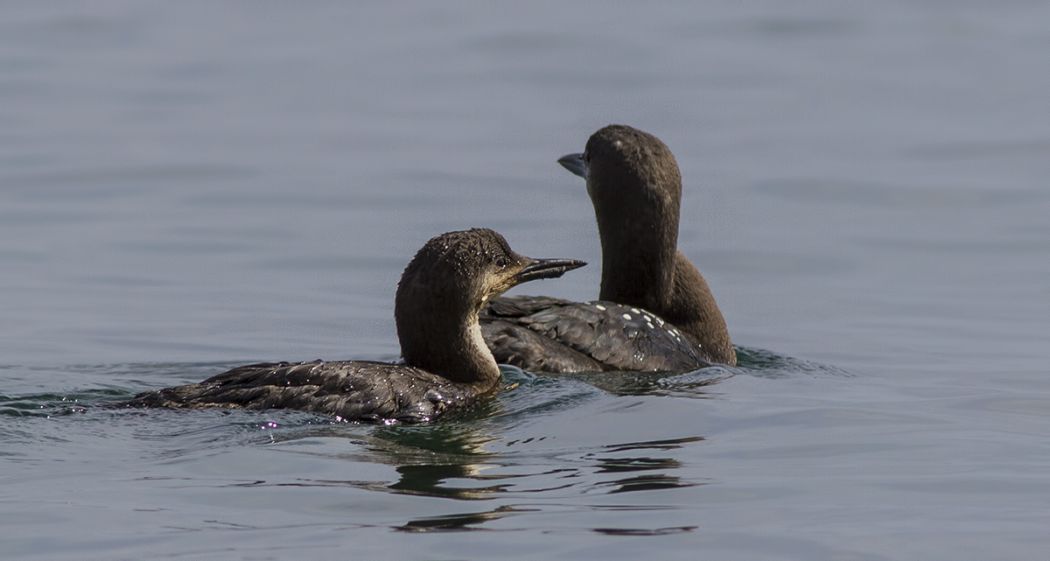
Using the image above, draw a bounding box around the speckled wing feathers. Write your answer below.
[481,319,607,373]
[481,296,710,373]
[127,360,476,423]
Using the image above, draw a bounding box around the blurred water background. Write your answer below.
[2,1,1049,559]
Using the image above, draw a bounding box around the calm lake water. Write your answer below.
[2,2,1049,560]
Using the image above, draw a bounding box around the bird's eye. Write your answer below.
[582,151,590,162]
[494,256,510,269]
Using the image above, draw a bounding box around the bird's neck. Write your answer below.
[596,213,679,314]
[397,303,501,388]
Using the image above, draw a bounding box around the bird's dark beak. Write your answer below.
[557,153,588,179]
[513,257,586,285]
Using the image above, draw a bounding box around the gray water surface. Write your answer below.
[2,2,1049,560]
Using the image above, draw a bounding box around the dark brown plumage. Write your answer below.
[126,229,585,423]
[482,125,735,372]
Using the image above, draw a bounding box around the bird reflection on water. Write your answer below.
[214,377,710,535]
[258,412,708,533]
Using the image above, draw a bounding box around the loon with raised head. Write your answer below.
[126,229,585,423]
[481,125,735,373]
